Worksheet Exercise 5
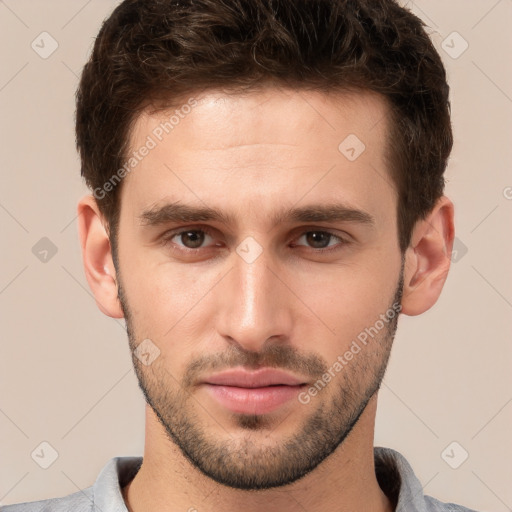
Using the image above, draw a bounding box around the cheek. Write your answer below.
[292,256,398,358]
[122,258,222,336]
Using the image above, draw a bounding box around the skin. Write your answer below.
[77,87,454,512]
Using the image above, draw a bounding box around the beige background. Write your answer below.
[0,1,511,510]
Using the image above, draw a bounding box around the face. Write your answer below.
[115,88,404,490]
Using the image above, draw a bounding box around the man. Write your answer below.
[3,0,480,511]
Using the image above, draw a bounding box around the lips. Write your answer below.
[202,367,307,387]
[201,368,308,414]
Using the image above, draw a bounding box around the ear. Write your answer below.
[77,194,124,319]
[401,196,455,316]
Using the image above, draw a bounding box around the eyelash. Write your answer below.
[160,225,350,254]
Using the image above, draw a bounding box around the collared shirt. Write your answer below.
[2,447,479,511]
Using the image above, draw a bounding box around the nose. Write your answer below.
[214,246,294,353]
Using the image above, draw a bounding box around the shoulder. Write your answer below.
[374,446,482,512]
[0,457,142,512]
[424,495,481,512]
[1,486,93,512]
[1,456,142,512]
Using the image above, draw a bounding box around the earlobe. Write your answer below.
[400,196,455,316]
[77,194,124,319]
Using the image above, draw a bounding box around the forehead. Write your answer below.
[120,87,395,227]
[134,87,390,149]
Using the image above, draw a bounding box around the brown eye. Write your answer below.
[162,228,216,251]
[305,231,331,249]
[178,230,207,249]
[295,231,346,251]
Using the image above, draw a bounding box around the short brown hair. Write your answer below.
[75,0,452,257]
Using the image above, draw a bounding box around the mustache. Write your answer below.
[181,342,328,389]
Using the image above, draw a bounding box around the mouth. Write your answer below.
[201,367,308,415]
[202,383,307,415]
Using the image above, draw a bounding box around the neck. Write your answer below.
[122,396,394,512]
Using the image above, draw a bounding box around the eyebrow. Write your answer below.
[139,201,375,228]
